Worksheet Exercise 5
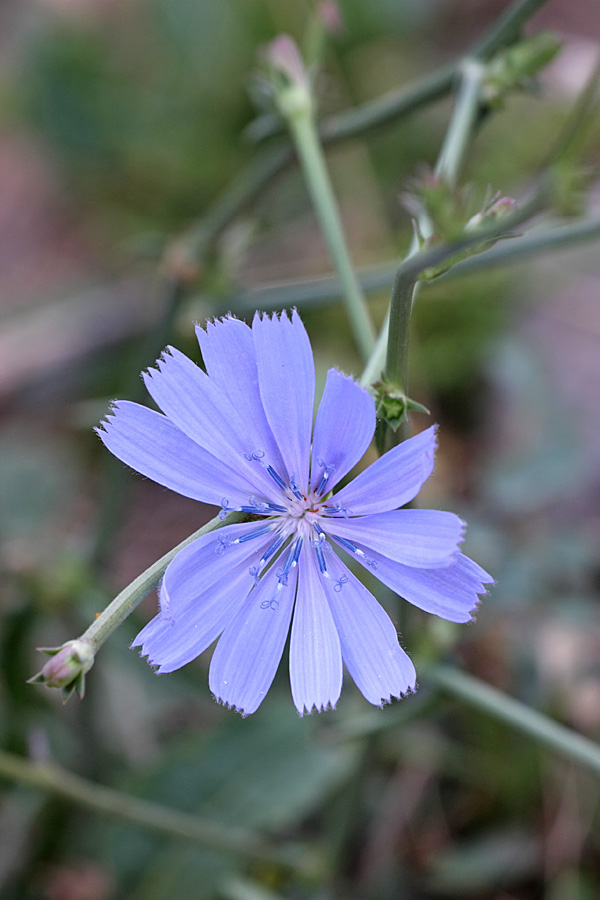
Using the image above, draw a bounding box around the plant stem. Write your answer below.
[469,0,549,61]
[280,93,376,361]
[252,0,552,148]
[82,512,245,653]
[435,59,485,185]
[383,58,485,394]
[172,0,552,273]
[231,214,600,315]
[0,751,314,873]
[428,665,600,776]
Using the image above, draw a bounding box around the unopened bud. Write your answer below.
[318,1,344,35]
[263,35,310,92]
[262,35,313,119]
[466,194,517,230]
[29,639,95,700]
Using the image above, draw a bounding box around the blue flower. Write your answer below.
[98,311,492,715]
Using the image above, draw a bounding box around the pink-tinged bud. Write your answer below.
[29,639,94,697]
[318,1,344,35]
[263,34,309,92]
[466,194,517,230]
[488,196,518,217]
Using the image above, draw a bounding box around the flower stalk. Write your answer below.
[30,511,245,700]
[267,37,376,362]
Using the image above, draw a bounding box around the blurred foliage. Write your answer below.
[1,0,599,899]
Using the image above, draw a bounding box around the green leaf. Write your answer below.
[88,702,356,899]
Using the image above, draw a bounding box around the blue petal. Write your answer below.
[143,346,278,501]
[132,522,277,672]
[343,547,493,623]
[196,317,286,477]
[331,425,437,515]
[289,545,342,715]
[327,509,464,568]
[97,401,258,507]
[209,563,298,715]
[310,369,376,493]
[320,551,416,706]
[252,311,315,493]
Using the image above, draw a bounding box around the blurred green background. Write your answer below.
[1,0,599,898]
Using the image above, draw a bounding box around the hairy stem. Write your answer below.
[83,512,245,653]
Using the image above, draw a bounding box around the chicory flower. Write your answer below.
[98,311,492,715]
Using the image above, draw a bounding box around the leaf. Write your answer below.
[89,701,356,900]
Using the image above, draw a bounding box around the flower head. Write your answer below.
[98,311,492,715]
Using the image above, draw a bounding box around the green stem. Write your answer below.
[174,0,552,272]
[82,512,244,653]
[375,183,547,398]
[435,59,485,185]
[360,317,389,388]
[428,665,600,776]
[253,0,552,148]
[383,59,485,395]
[0,751,315,872]
[280,92,376,361]
[384,275,413,391]
[450,214,600,274]
[469,0,550,61]
[232,214,600,314]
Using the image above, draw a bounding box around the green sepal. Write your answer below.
[61,671,87,703]
[27,639,94,701]
[374,380,430,431]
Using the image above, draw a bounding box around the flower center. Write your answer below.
[285,491,323,519]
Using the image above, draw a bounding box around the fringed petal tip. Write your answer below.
[326,366,366,388]
[252,308,302,326]
[296,699,338,717]
[212,694,254,719]
[133,644,175,675]
[466,574,496,621]
[195,314,243,338]
[371,682,417,710]
[94,400,121,434]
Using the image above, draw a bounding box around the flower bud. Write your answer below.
[263,35,310,92]
[262,35,313,119]
[318,1,344,35]
[29,639,95,700]
[466,194,517,230]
